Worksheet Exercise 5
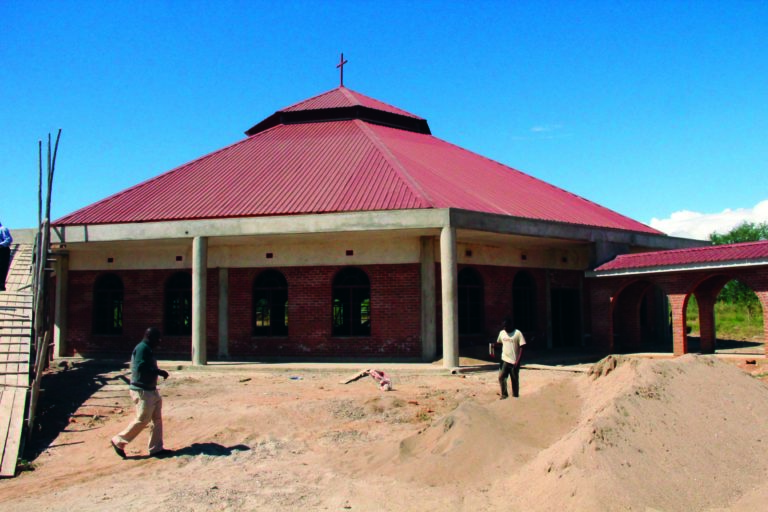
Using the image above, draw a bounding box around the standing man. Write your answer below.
[496,318,526,400]
[111,327,172,458]
[0,221,12,292]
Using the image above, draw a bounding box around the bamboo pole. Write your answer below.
[27,129,61,441]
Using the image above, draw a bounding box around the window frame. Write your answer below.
[332,267,371,337]
[164,272,192,336]
[458,267,484,335]
[252,270,289,337]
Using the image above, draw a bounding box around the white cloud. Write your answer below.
[510,124,570,141]
[531,124,562,133]
[649,199,768,240]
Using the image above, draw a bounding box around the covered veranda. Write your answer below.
[587,241,768,356]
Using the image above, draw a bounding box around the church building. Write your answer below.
[50,84,701,366]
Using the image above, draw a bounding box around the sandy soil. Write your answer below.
[3,355,768,511]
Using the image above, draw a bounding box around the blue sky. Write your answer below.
[2,1,767,239]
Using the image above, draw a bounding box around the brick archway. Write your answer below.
[589,241,768,357]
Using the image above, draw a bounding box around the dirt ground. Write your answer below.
[3,354,768,511]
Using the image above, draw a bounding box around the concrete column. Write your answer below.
[218,267,229,359]
[53,253,68,358]
[192,236,208,365]
[440,226,459,368]
[420,237,436,362]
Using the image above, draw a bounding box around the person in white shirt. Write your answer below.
[496,318,526,399]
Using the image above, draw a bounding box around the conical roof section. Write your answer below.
[282,86,424,119]
[54,87,661,236]
[244,86,431,136]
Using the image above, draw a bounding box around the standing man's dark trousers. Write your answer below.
[498,361,520,398]
[0,246,10,291]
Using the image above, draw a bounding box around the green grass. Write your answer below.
[686,296,764,340]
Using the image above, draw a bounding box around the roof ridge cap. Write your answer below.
[354,120,434,208]
[338,86,360,105]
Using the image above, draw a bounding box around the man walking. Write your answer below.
[0,221,12,291]
[496,318,526,399]
[111,327,172,458]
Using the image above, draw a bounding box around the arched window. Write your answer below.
[512,271,537,332]
[458,267,484,335]
[93,273,123,335]
[253,270,288,336]
[165,272,192,336]
[332,267,370,337]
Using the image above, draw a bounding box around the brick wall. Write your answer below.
[436,264,558,350]
[67,264,421,359]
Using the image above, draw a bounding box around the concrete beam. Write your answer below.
[449,209,704,251]
[51,209,450,244]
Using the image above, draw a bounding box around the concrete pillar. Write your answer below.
[440,226,459,368]
[218,267,229,359]
[192,236,208,366]
[420,237,436,362]
[53,253,68,358]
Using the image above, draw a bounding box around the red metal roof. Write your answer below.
[594,240,768,272]
[54,87,662,235]
[281,87,423,119]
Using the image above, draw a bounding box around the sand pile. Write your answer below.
[516,355,768,510]
[354,355,768,511]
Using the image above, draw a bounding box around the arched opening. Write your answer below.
[612,280,671,353]
[253,270,288,337]
[92,273,123,335]
[688,276,765,355]
[512,270,536,335]
[164,272,192,336]
[458,267,484,340]
[332,267,370,337]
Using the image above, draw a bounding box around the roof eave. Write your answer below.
[244,106,431,136]
[587,257,768,277]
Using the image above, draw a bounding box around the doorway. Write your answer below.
[551,288,581,348]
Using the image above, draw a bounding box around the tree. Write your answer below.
[710,221,768,245]
[709,221,766,312]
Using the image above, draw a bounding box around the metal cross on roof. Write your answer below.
[336,53,348,87]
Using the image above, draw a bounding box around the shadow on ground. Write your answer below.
[27,359,127,460]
